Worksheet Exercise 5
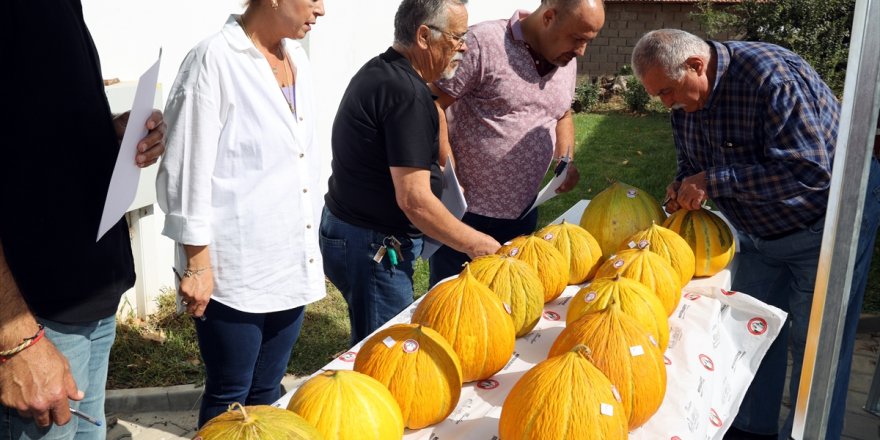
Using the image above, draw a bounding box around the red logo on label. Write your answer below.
[476,379,499,390]
[699,354,715,371]
[684,292,701,301]
[664,356,672,365]
[338,351,357,362]
[671,437,682,440]
[709,408,723,427]
[543,310,561,321]
[721,289,735,296]
[748,318,768,335]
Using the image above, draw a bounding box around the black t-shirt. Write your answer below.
[325,48,442,236]
[0,0,135,323]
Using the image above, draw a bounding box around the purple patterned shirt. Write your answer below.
[435,10,577,219]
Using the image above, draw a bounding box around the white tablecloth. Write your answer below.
[275,201,785,440]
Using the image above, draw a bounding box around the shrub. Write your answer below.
[624,77,651,113]
[572,78,600,113]
[692,0,854,96]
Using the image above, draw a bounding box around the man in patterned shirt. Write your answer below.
[632,29,880,440]
[428,0,605,285]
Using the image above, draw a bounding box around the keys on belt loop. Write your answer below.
[380,235,404,266]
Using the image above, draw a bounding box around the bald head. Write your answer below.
[531,0,605,66]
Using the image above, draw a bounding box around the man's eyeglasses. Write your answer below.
[426,24,467,49]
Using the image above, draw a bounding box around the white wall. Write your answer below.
[81,0,540,314]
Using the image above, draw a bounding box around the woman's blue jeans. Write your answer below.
[1,315,116,440]
[194,300,305,427]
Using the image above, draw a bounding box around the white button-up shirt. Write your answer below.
[157,15,325,313]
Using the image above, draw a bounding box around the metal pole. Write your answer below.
[791,0,880,438]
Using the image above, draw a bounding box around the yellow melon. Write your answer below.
[468,254,544,337]
[550,307,667,429]
[662,207,736,277]
[568,275,669,350]
[536,220,603,284]
[579,181,666,257]
[287,370,403,440]
[411,264,516,382]
[621,223,696,286]
[499,345,628,440]
[195,403,322,440]
[595,244,683,315]
[498,235,569,302]
[353,324,462,429]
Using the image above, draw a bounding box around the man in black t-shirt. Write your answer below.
[0,1,166,436]
[321,0,500,344]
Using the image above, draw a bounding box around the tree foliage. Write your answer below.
[692,0,855,95]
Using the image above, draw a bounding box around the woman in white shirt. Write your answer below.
[157,0,326,427]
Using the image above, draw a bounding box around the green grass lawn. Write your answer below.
[107,111,880,389]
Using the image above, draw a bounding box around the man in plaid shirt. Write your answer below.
[632,29,880,439]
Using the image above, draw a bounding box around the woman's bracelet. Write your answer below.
[0,324,45,364]
[183,267,211,278]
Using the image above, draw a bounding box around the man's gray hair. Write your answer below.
[631,29,711,80]
[394,0,468,46]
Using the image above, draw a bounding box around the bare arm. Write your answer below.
[430,85,458,168]
[554,110,580,193]
[0,239,81,427]
[390,167,499,258]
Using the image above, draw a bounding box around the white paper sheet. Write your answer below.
[524,156,570,217]
[421,157,467,259]
[96,52,162,241]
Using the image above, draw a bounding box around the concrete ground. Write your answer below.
[104,325,880,440]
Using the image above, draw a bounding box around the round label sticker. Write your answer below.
[402,339,420,353]
[543,233,554,240]
[509,247,520,257]
[543,310,561,321]
[627,189,638,198]
[337,351,358,363]
[664,355,672,366]
[748,318,769,335]
[613,259,625,269]
[699,354,715,371]
[477,379,500,390]
[638,239,649,249]
[584,291,598,303]
[709,409,723,427]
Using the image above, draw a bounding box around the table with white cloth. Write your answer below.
[274,200,786,440]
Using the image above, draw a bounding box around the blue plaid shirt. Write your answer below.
[671,41,839,238]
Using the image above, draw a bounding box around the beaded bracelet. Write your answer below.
[0,324,45,364]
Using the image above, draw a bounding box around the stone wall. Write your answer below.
[577,2,738,77]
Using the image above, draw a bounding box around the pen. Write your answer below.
[70,407,102,427]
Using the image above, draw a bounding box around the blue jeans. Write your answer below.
[733,158,880,438]
[428,209,538,287]
[194,300,305,427]
[1,315,116,440]
[319,207,423,346]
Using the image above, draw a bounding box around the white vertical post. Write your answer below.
[791,0,880,437]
